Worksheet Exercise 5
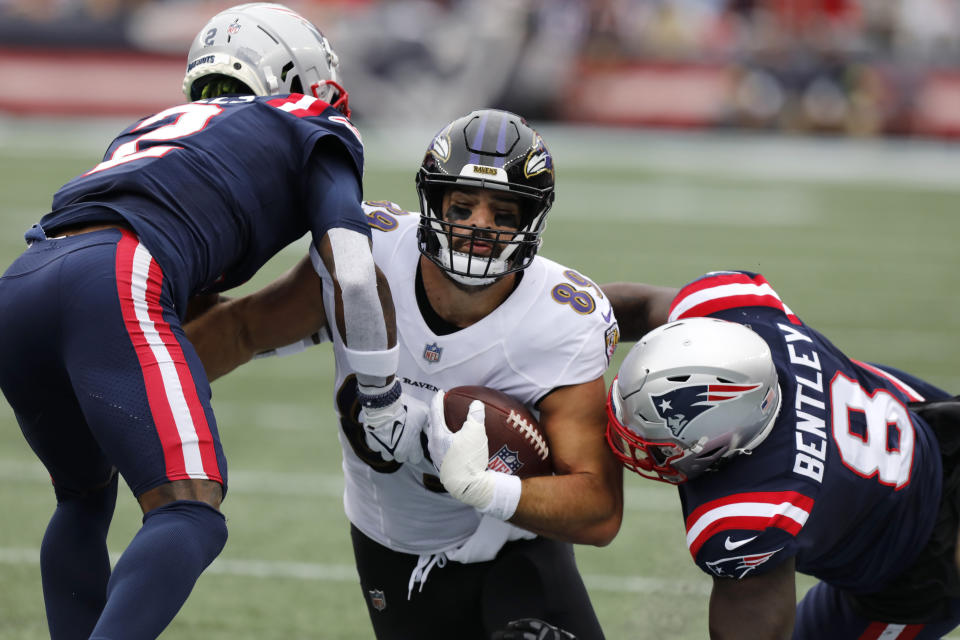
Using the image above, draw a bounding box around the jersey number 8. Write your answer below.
[831,373,915,489]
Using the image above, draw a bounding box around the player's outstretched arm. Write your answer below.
[314,231,425,466]
[313,230,397,375]
[185,256,328,381]
[600,282,678,342]
[510,377,624,546]
[709,557,796,639]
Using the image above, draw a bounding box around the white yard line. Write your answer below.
[0,458,678,512]
[4,116,960,190]
[0,546,706,595]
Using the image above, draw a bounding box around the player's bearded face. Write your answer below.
[441,188,522,259]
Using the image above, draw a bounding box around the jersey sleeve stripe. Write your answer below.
[266,94,331,118]
[668,273,801,324]
[685,491,814,557]
[852,360,926,403]
[858,622,925,640]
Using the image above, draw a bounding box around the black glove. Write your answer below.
[911,395,960,456]
[490,618,578,640]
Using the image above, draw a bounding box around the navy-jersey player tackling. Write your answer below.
[603,271,960,638]
[0,4,414,639]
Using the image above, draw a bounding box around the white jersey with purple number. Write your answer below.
[313,201,620,554]
[667,271,947,593]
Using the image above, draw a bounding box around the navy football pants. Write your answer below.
[0,228,226,501]
[795,581,960,639]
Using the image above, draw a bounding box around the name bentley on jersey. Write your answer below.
[311,201,619,554]
[778,322,828,484]
[668,270,942,590]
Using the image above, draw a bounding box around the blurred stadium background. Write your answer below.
[1,1,959,638]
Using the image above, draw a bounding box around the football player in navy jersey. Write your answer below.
[185,109,622,639]
[602,271,960,639]
[0,4,415,639]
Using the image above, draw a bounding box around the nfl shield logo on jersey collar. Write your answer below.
[423,342,442,363]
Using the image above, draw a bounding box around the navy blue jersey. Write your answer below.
[41,94,367,313]
[666,271,949,594]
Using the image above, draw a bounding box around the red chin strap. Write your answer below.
[311,79,351,118]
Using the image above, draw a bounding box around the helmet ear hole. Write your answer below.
[192,74,254,100]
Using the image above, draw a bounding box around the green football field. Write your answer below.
[0,116,958,639]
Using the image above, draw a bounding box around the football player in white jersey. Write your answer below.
[187,110,623,639]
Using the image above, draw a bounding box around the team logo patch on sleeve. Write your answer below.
[706,548,782,579]
[604,324,620,365]
[652,383,761,436]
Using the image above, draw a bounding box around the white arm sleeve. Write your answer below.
[310,231,395,386]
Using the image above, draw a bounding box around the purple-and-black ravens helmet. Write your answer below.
[416,109,555,285]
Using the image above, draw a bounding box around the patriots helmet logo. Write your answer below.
[652,383,762,437]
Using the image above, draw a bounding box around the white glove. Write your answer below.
[358,381,426,466]
[427,391,521,521]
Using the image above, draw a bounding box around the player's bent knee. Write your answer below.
[143,499,228,567]
[137,478,224,514]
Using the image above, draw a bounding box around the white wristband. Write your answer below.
[343,344,399,378]
[479,472,522,521]
[251,328,330,360]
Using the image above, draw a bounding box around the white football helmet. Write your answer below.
[182,3,349,115]
[606,317,782,484]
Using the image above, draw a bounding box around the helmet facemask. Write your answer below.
[417,178,551,286]
[606,379,737,484]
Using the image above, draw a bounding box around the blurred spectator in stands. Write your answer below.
[893,0,960,62]
[330,0,531,124]
[3,0,960,135]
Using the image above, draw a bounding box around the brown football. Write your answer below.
[443,386,552,478]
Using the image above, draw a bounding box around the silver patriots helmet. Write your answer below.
[606,317,782,484]
[182,2,350,115]
[416,109,555,286]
